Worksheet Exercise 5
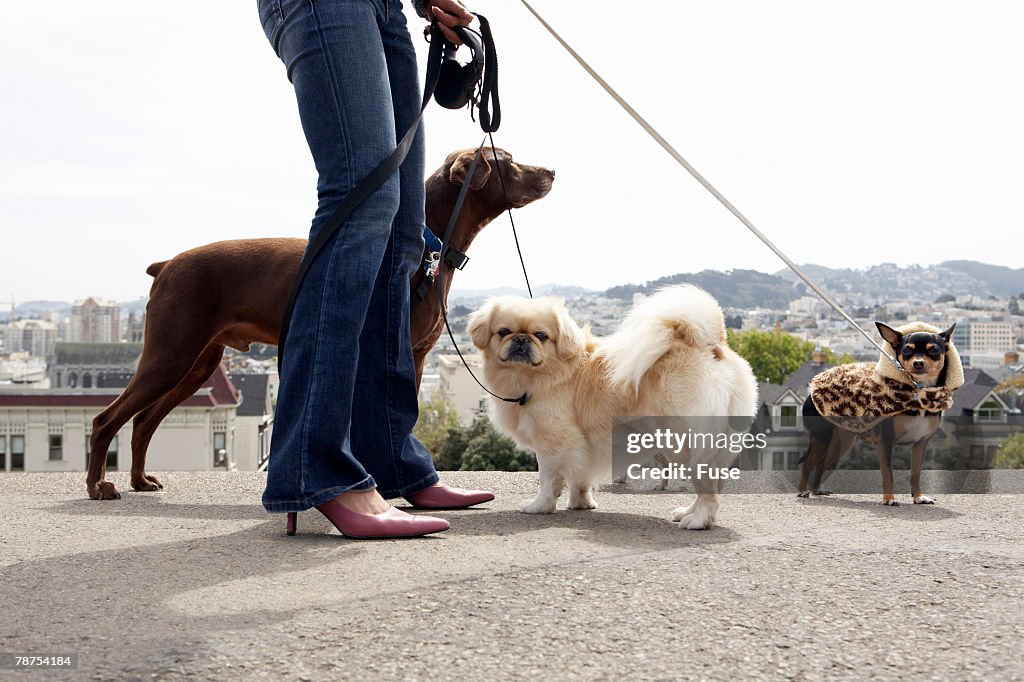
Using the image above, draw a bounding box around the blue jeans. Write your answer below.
[258,0,439,512]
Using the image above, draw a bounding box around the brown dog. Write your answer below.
[86,148,554,500]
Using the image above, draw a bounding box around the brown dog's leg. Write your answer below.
[87,337,216,500]
[910,436,934,504]
[129,344,227,492]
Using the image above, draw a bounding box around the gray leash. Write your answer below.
[519,0,919,385]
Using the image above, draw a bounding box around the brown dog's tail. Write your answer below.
[146,261,168,278]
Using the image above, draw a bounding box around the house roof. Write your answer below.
[54,343,143,367]
[948,368,1003,416]
[229,373,270,417]
[783,360,835,392]
[0,365,240,409]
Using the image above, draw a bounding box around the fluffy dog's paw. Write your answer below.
[519,497,556,514]
[567,490,598,510]
[913,495,935,505]
[670,504,694,522]
[678,511,714,530]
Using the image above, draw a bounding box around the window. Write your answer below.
[976,400,1003,422]
[49,434,63,461]
[213,431,227,467]
[780,405,798,429]
[0,435,6,471]
[11,435,25,471]
[106,435,118,471]
[772,451,786,471]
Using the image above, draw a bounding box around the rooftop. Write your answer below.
[1,471,1021,680]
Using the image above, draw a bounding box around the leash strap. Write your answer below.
[518,0,920,387]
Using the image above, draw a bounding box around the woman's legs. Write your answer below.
[260,0,411,512]
[348,1,439,499]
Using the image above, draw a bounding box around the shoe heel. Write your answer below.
[286,512,297,536]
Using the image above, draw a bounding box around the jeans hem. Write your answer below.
[263,474,376,513]
[379,470,439,500]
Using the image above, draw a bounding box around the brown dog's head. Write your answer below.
[468,296,585,381]
[876,322,956,388]
[444,147,555,209]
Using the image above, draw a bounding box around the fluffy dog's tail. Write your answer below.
[600,285,726,392]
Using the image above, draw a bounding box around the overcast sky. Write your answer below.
[1,1,1021,306]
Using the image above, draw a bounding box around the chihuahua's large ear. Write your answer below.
[555,305,586,361]
[467,305,493,349]
[875,322,903,349]
[938,323,956,342]
[448,152,492,191]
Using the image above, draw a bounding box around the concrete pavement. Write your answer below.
[1,471,1022,681]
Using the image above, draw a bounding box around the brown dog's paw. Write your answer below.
[131,474,164,492]
[90,481,122,500]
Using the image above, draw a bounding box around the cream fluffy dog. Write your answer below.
[468,285,758,529]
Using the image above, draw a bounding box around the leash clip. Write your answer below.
[424,250,441,279]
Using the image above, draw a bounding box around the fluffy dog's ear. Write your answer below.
[449,152,492,191]
[555,305,585,361]
[467,306,492,349]
[876,322,903,349]
[939,323,956,342]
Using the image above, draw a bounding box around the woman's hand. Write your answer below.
[426,0,473,45]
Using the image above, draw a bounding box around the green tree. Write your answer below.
[458,417,537,472]
[993,433,1024,469]
[413,392,460,456]
[726,329,811,384]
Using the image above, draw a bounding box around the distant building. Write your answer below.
[788,296,820,317]
[0,365,241,473]
[1,319,57,358]
[229,373,274,472]
[69,298,121,343]
[436,354,488,425]
[954,321,1014,353]
[49,342,143,389]
[124,312,145,344]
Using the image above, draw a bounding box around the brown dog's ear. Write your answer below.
[939,323,956,342]
[467,305,493,349]
[876,322,903,349]
[555,305,585,361]
[448,152,492,191]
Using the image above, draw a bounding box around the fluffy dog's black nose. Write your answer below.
[512,334,530,346]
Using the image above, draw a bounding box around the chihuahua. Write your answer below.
[798,322,956,505]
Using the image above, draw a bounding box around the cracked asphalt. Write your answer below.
[1,471,1021,681]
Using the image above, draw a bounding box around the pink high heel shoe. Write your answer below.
[404,484,495,510]
[286,499,450,539]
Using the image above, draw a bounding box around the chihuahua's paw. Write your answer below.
[796,491,811,499]
[519,497,556,514]
[913,495,935,505]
